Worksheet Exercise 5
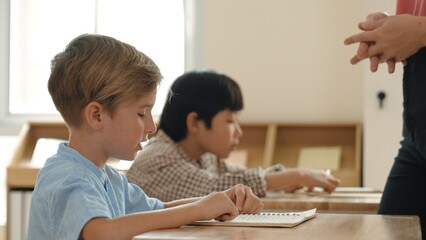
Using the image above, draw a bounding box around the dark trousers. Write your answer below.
[378,47,426,239]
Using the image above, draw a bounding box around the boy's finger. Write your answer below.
[241,187,256,212]
[234,186,246,212]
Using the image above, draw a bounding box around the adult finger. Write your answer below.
[387,59,396,74]
[350,55,363,65]
[344,31,376,46]
[370,56,380,72]
[357,42,370,59]
[359,18,386,31]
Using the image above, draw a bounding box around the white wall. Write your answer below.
[199,0,365,123]
[0,0,367,127]
[362,0,403,189]
[198,0,405,189]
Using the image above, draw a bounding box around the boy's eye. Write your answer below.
[138,107,149,118]
[227,120,234,124]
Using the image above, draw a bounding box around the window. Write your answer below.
[1,0,196,226]
[7,0,184,119]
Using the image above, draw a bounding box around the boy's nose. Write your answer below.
[235,122,243,137]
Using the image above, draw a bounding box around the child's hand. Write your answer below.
[278,169,341,193]
[194,184,264,222]
[297,169,341,193]
[195,191,240,221]
[223,184,264,214]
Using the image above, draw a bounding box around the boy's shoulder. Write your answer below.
[36,144,118,191]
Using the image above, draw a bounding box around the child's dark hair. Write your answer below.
[159,70,244,142]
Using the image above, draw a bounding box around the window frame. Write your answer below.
[0,0,204,132]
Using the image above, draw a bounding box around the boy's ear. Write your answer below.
[84,101,104,130]
[186,112,200,134]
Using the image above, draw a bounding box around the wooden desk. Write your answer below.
[133,214,421,240]
[261,191,382,213]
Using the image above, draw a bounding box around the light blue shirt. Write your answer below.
[26,143,164,240]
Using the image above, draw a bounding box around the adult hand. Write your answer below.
[345,14,426,73]
[344,12,396,73]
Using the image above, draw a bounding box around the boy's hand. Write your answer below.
[223,184,264,214]
[279,169,341,194]
[298,169,341,193]
[195,191,240,221]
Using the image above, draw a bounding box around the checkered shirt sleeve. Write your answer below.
[126,131,284,202]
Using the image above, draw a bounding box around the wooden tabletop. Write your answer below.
[261,190,382,213]
[133,214,421,240]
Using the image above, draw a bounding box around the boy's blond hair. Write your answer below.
[48,34,162,127]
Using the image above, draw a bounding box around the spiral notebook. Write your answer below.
[191,208,317,228]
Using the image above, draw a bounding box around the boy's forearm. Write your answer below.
[82,202,202,240]
[265,170,300,191]
[164,197,201,208]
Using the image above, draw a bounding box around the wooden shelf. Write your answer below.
[236,123,362,187]
[5,121,361,240]
[7,121,68,188]
[7,122,362,189]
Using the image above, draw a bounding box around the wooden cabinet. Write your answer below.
[236,123,362,187]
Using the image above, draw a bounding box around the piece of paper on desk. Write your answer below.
[297,146,341,170]
[190,208,317,228]
[31,138,65,167]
